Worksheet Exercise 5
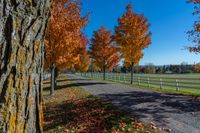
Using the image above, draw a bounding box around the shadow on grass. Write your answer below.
[43,96,140,132]
[43,78,90,85]
[43,81,107,91]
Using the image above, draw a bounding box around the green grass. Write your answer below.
[43,75,159,133]
[78,73,200,97]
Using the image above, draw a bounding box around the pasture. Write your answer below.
[79,73,200,96]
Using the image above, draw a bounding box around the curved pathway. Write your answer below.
[67,74,200,133]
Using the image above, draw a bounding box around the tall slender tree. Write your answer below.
[45,0,87,95]
[114,4,151,84]
[0,0,51,132]
[187,0,200,53]
[89,26,120,80]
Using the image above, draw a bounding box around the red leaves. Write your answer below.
[80,33,89,49]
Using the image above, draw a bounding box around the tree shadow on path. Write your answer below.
[97,91,200,128]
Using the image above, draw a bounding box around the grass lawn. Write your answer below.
[43,75,159,133]
[80,73,200,97]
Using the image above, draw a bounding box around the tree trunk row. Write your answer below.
[50,64,57,95]
[103,65,106,80]
[131,62,134,84]
[0,0,51,132]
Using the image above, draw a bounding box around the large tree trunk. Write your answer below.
[0,0,51,132]
[130,62,134,84]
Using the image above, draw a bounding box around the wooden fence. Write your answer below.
[77,73,200,91]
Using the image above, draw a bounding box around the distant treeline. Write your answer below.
[69,63,198,74]
[115,63,195,74]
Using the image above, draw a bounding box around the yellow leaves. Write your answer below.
[75,52,90,72]
[114,4,151,68]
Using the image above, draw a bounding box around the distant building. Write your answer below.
[165,71,173,74]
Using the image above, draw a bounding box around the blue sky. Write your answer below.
[80,0,199,65]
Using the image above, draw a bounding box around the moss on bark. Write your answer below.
[0,0,52,132]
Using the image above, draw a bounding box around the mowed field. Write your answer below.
[80,73,200,96]
[132,73,200,79]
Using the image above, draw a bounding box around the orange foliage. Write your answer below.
[74,34,90,72]
[193,63,200,72]
[187,0,200,53]
[114,4,151,67]
[89,26,120,71]
[45,0,87,70]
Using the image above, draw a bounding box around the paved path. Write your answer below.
[67,74,200,133]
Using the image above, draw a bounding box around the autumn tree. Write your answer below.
[0,0,51,132]
[45,0,87,94]
[193,63,200,72]
[74,34,90,72]
[114,4,151,84]
[187,0,200,53]
[75,52,90,72]
[88,59,101,73]
[89,26,120,80]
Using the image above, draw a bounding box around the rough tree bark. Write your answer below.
[0,0,51,132]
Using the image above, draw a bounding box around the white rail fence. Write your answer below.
[43,73,51,80]
[77,73,200,91]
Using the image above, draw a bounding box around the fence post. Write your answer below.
[160,78,163,89]
[148,77,150,88]
[176,79,179,91]
[138,77,140,86]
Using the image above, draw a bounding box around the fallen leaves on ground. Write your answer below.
[43,76,159,133]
